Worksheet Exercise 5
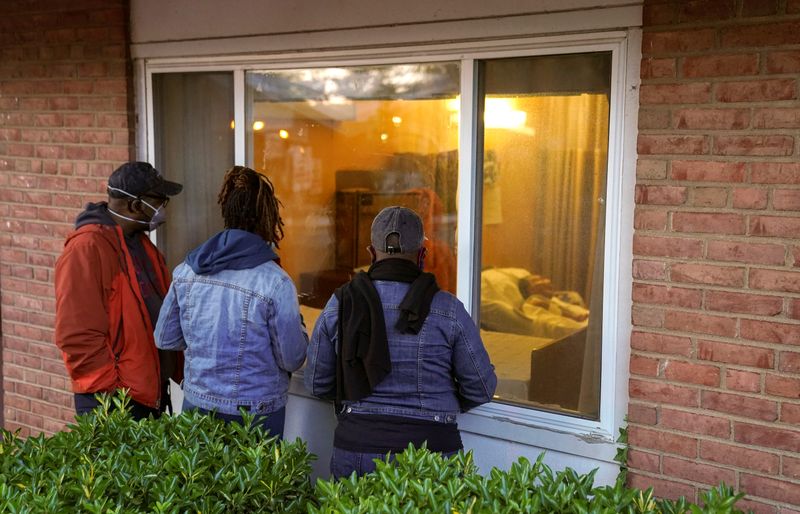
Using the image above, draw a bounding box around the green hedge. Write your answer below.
[0,395,313,513]
[311,447,745,514]
[0,394,746,513]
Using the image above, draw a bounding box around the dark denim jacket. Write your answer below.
[304,280,497,422]
[156,260,308,415]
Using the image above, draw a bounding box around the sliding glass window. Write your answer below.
[244,64,460,331]
[477,53,611,419]
[149,50,618,423]
[152,72,234,271]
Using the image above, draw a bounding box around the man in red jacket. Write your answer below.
[55,161,183,419]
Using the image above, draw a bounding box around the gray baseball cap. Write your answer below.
[370,206,425,254]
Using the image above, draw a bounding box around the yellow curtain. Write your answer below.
[525,94,608,298]
[531,94,608,420]
[480,93,608,418]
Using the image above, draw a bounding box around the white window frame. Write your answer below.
[137,30,638,461]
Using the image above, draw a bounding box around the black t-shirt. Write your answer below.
[334,413,463,454]
[124,234,163,327]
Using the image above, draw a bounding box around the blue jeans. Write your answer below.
[182,399,285,439]
[330,447,458,479]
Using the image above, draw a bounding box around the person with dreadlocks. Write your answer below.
[155,166,307,437]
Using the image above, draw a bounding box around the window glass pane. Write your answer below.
[478,53,611,419]
[246,64,460,330]
[153,72,234,271]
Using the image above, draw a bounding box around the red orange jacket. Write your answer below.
[55,214,174,409]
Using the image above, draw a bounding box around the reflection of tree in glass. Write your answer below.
[248,63,460,102]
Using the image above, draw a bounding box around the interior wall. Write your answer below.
[251,99,458,282]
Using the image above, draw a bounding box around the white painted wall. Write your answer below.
[173,376,622,482]
[132,0,640,43]
[130,0,642,59]
[283,379,621,484]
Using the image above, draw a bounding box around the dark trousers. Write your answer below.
[74,382,171,420]
[181,399,286,439]
[74,392,165,420]
[330,447,459,479]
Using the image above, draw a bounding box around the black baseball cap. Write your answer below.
[370,206,425,254]
[107,162,183,199]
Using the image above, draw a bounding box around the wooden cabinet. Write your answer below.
[334,190,427,270]
[298,189,427,307]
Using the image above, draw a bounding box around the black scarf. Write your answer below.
[334,258,440,404]
[369,259,440,335]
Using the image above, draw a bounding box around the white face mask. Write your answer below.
[107,186,167,231]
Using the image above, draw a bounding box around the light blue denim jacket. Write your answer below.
[304,280,497,423]
[155,231,308,416]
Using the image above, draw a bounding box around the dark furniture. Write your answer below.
[298,189,428,307]
[335,189,427,270]
[528,327,587,412]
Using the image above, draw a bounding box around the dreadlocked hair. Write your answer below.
[217,166,284,246]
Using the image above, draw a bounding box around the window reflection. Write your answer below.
[156,57,612,419]
[153,72,234,272]
[245,64,460,332]
[478,53,611,419]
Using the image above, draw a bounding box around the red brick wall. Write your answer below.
[631,1,800,512]
[3,0,800,508]
[0,0,133,436]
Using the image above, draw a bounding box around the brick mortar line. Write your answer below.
[629,356,791,376]
[631,443,775,468]
[631,374,800,402]
[631,305,800,324]
[631,263,800,275]
[641,49,800,59]
[632,283,800,300]
[2,262,66,271]
[635,178,800,184]
[634,206,800,215]
[642,18,800,33]
[5,382,78,397]
[640,77,800,85]
[641,154,800,159]
[630,418,796,458]
[630,328,800,346]
[638,129,800,135]
[628,467,798,507]
[2,333,57,344]
[637,153,800,159]
[631,367,800,390]
[629,353,792,373]
[630,450,800,481]
[5,389,73,402]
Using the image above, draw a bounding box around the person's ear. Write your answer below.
[367,245,377,264]
[417,247,427,269]
[127,198,142,214]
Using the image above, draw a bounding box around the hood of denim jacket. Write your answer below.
[186,229,278,275]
